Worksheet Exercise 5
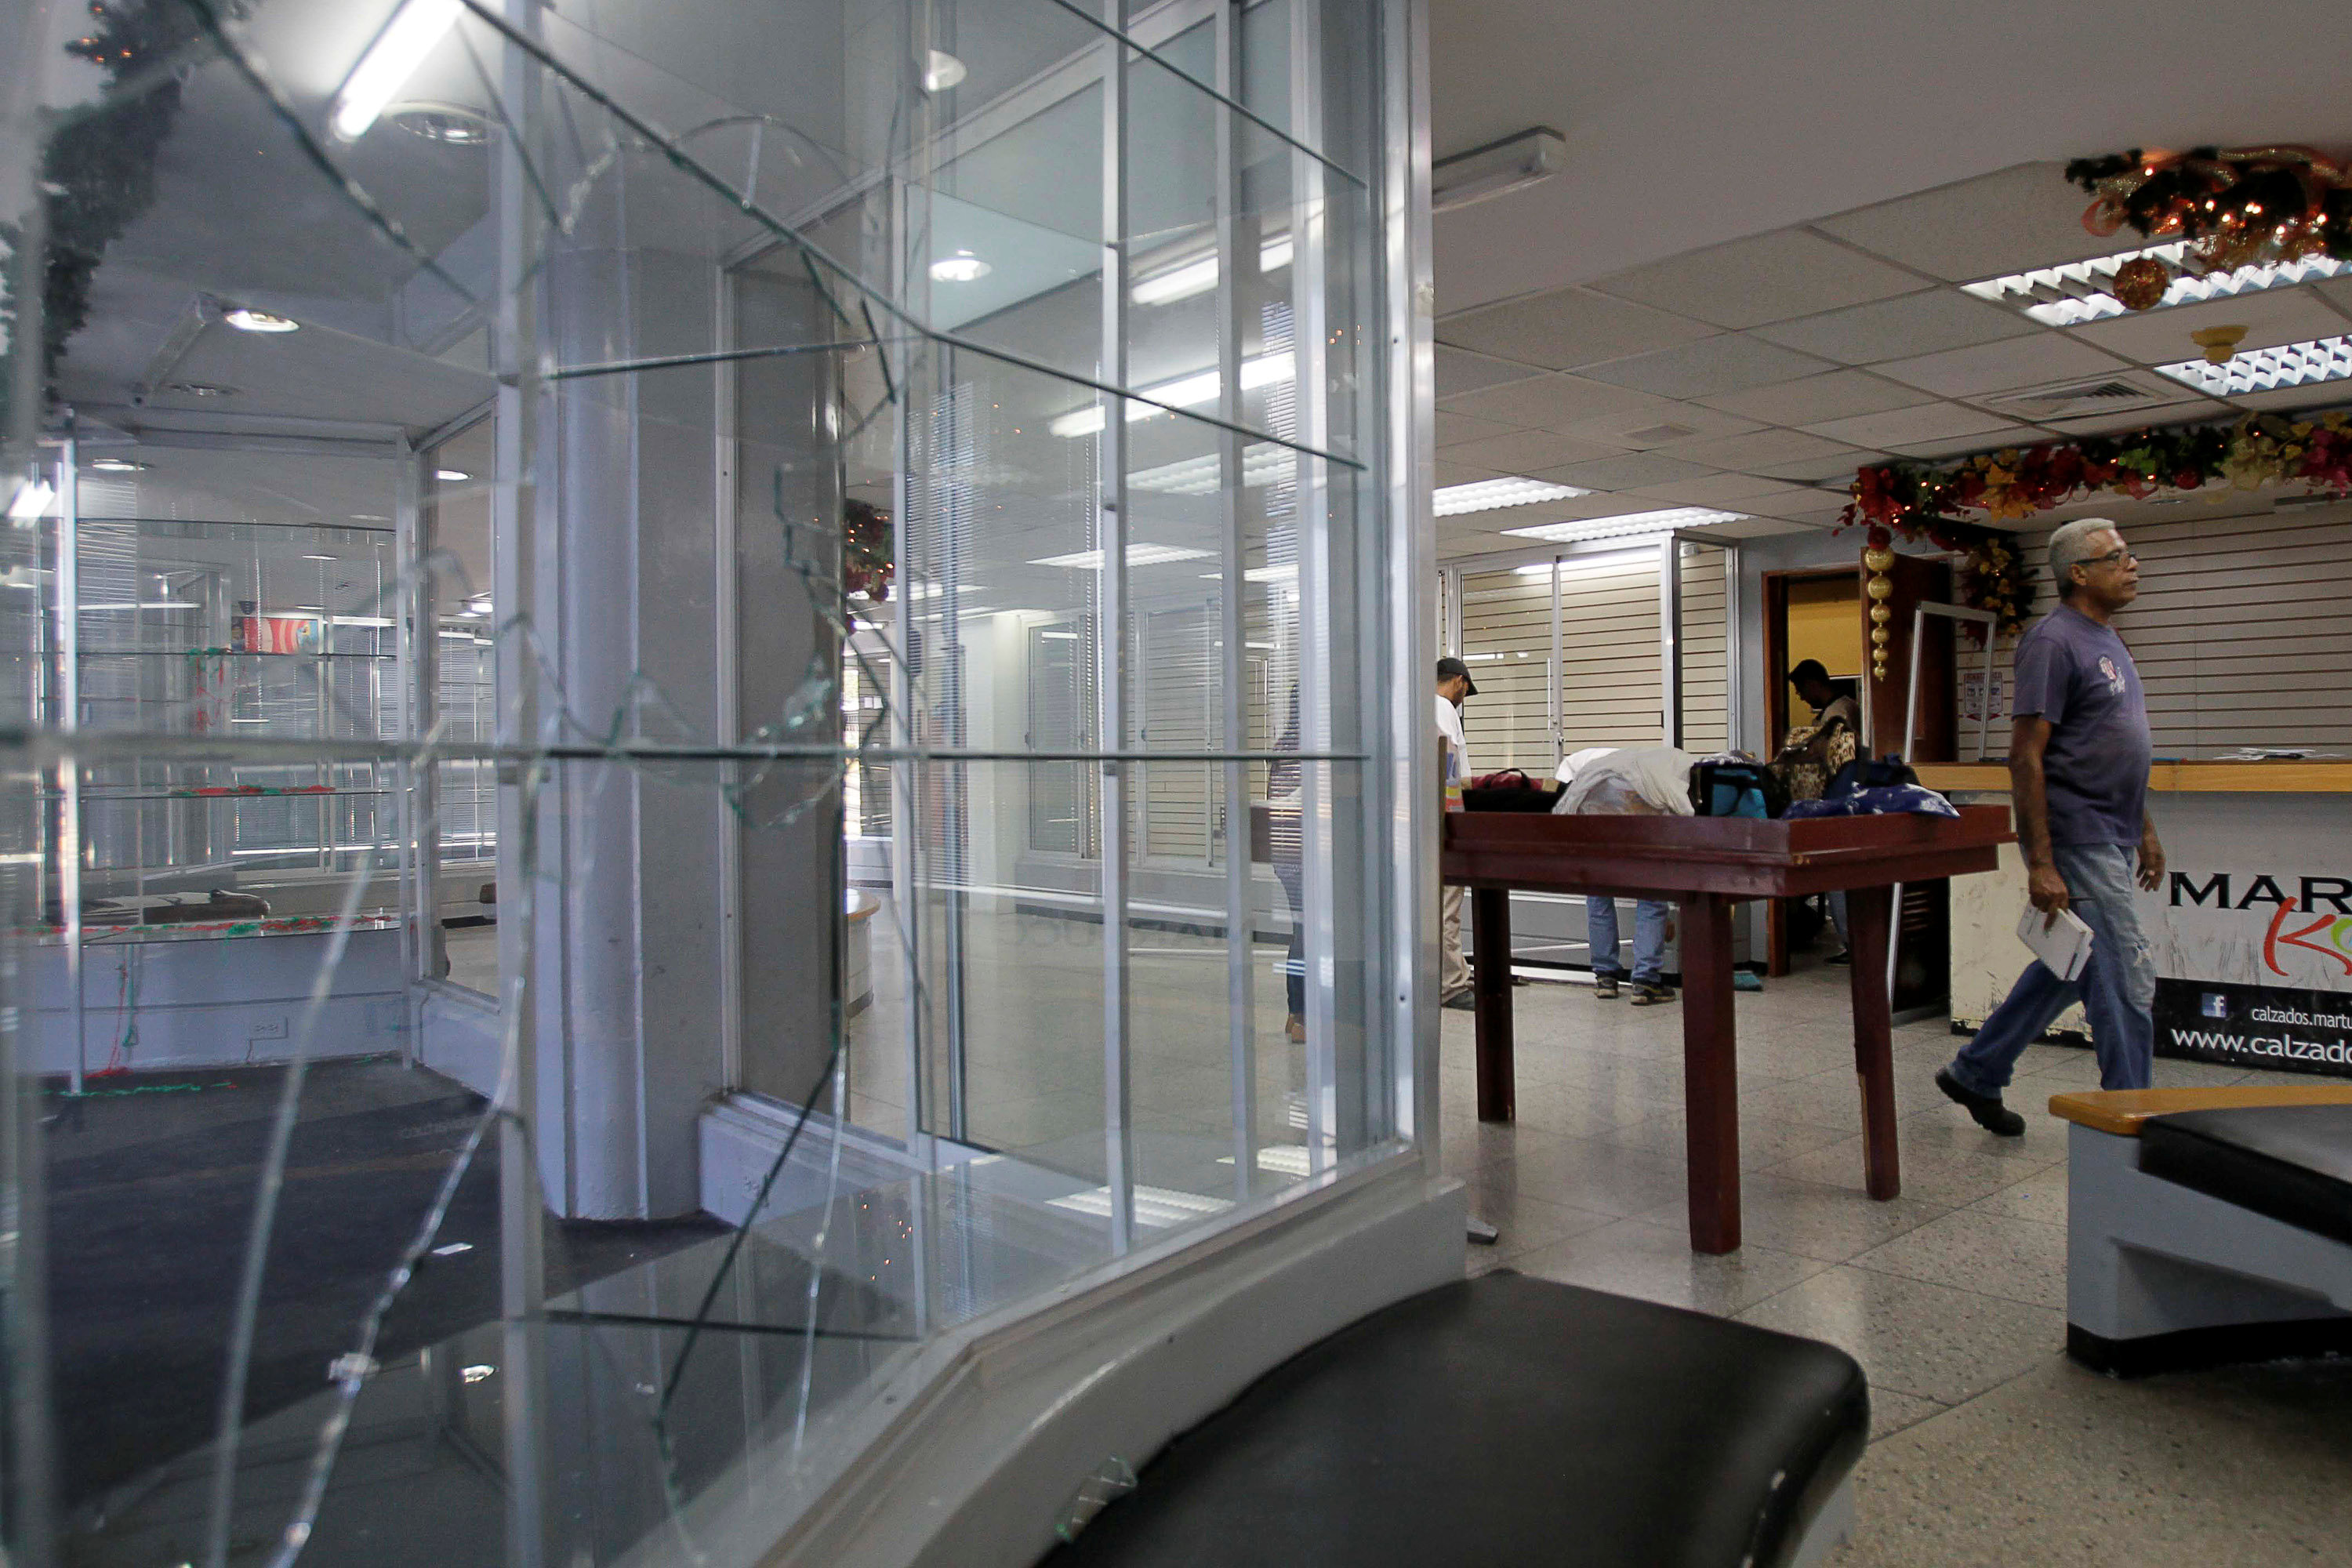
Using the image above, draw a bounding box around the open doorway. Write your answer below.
[1762,568,1863,975]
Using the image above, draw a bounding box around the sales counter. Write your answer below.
[1922,760,2352,1080]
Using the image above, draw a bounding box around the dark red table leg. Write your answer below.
[1845,883,1901,1200]
[1471,886,1515,1123]
[1679,892,1740,1254]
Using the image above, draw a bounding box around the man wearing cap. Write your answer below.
[1436,656,1477,1010]
[1938,517,2163,1135]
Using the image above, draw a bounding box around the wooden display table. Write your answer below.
[1443,806,2014,1254]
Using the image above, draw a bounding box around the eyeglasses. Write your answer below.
[2079,547,2137,568]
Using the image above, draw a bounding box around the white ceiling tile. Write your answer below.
[1626,473,1811,505]
[1803,401,2019,448]
[2066,288,2352,365]
[1435,287,1719,370]
[1440,429,1626,473]
[1873,333,2136,397]
[1436,345,1548,400]
[1433,459,1504,488]
[1886,426,2046,458]
[1436,411,1523,448]
[1661,427,1858,470]
[1706,517,1826,539]
[1577,334,1834,399]
[1537,452,1722,491]
[1586,230,1926,330]
[2042,400,2230,436]
[1754,449,1875,483]
[1752,290,2035,364]
[2310,276,2352,321]
[1815,163,2130,282]
[1438,372,1672,430]
[1696,369,1936,425]
[1564,402,1763,448]
[2222,383,2352,413]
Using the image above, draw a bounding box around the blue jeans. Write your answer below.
[1588,896,1668,986]
[1950,842,2156,1094]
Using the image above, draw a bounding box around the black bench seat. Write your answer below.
[2140,1103,2352,1248]
[1052,1271,1868,1568]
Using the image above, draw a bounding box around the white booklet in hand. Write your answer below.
[2016,905,2094,983]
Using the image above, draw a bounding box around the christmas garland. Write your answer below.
[843,497,895,600]
[1842,410,2352,535]
[2067,146,2352,286]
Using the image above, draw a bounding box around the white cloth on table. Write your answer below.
[1553,746,1696,817]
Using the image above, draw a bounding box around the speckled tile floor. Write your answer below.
[1444,959,2352,1568]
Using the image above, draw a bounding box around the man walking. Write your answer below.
[1939,518,2163,1135]
[1436,656,1476,1010]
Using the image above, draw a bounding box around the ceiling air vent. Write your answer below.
[1980,376,2171,419]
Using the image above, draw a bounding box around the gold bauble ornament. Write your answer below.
[2112,256,2170,311]
[1871,603,1892,624]
[1871,626,1890,646]
[1863,546,1895,572]
[1866,573,1894,601]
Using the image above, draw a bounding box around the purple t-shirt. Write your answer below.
[2009,603,2152,847]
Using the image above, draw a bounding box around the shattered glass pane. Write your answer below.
[0,0,1406,1559]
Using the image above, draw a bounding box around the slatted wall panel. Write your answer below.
[2003,503,2352,755]
[1559,548,1667,752]
[1457,567,1554,774]
[1138,604,1214,863]
[1677,543,1730,755]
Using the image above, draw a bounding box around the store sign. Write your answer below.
[2155,979,2352,1078]
[2147,863,2352,1079]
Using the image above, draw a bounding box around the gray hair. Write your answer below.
[2046,517,2121,601]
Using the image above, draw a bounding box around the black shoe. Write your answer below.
[1628,982,1675,1007]
[1826,949,1852,966]
[1936,1067,2025,1137]
[1592,975,1620,1000]
[1442,990,1477,1011]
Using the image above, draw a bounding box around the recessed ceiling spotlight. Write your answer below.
[1501,507,1745,543]
[388,101,493,145]
[1432,477,1592,517]
[434,468,471,481]
[930,250,990,283]
[223,307,299,333]
[2154,332,2352,397]
[1962,241,2350,328]
[165,382,237,397]
[920,49,967,93]
[87,456,150,473]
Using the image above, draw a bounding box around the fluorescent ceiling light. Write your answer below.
[1048,354,1296,438]
[78,601,200,611]
[87,456,149,473]
[920,49,966,92]
[889,581,989,601]
[1961,241,2351,328]
[5,479,55,521]
[223,307,299,333]
[1200,563,1299,583]
[1432,476,1592,517]
[1502,507,1745,543]
[2154,333,2352,397]
[331,0,463,142]
[1029,544,1214,569]
[1131,236,1298,307]
[930,250,990,283]
[1130,444,1294,495]
[434,468,470,481]
[1432,126,1566,214]
[302,553,336,561]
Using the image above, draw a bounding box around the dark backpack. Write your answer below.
[1826,752,1919,800]
[1689,760,1790,819]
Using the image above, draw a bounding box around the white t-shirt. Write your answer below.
[1435,694,1468,779]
